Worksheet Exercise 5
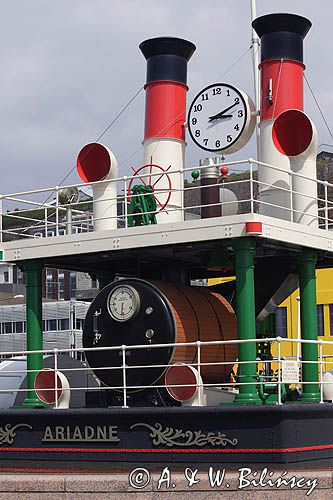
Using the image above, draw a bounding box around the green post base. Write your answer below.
[233,393,263,405]
[13,397,49,409]
[299,393,321,403]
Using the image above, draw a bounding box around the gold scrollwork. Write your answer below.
[0,424,32,445]
[130,422,238,447]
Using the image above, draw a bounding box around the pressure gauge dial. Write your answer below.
[107,285,140,322]
[187,83,256,154]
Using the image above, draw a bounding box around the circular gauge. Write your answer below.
[107,285,140,322]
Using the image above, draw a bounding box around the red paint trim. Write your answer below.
[1,444,333,454]
[260,60,304,121]
[246,222,263,234]
[144,81,187,140]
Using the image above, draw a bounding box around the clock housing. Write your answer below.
[187,83,256,154]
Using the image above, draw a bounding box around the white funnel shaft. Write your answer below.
[77,143,119,231]
[272,110,318,227]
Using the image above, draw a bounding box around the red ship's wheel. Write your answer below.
[128,161,173,212]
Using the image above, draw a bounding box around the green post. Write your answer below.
[233,238,261,405]
[20,261,46,408]
[298,249,320,403]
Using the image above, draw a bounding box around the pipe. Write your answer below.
[77,143,119,231]
[139,37,195,223]
[200,158,221,219]
[252,13,312,220]
[272,109,318,226]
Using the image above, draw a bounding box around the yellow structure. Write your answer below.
[209,270,333,373]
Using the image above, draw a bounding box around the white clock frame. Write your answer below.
[187,83,256,154]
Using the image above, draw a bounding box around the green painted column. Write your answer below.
[21,261,46,408]
[298,249,320,403]
[232,238,261,405]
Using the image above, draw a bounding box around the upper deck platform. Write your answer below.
[1,158,333,273]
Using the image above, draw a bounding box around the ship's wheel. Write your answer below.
[128,160,173,212]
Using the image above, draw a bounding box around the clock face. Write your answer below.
[188,83,254,154]
[107,285,140,322]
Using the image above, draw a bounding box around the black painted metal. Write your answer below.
[139,37,196,84]
[1,405,332,469]
[83,279,175,391]
[252,13,311,63]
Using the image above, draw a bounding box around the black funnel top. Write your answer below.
[252,13,312,63]
[140,37,196,85]
[252,13,312,39]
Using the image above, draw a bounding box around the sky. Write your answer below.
[1,0,333,195]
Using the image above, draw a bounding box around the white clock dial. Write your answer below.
[187,83,255,154]
[107,285,140,322]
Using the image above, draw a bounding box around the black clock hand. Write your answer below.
[208,101,238,121]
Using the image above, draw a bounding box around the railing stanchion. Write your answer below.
[121,345,128,408]
[54,348,58,409]
[325,181,328,230]
[55,186,59,236]
[319,340,324,403]
[0,197,3,243]
[289,172,293,222]
[197,340,202,406]
[249,160,254,214]
[123,177,128,228]
[277,337,282,405]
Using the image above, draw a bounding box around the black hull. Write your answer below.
[0,404,332,470]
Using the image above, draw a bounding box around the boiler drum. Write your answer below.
[82,279,237,392]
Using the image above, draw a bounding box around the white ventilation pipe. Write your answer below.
[77,143,119,231]
[165,363,206,407]
[272,109,318,227]
[35,368,71,409]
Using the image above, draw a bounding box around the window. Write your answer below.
[70,273,76,298]
[317,304,324,336]
[15,321,25,333]
[47,319,57,331]
[4,322,12,334]
[60,318,69,330]
[76,318,84,330]
[275,307,287,338]
[3,271,9,283]
[59,274,65,300]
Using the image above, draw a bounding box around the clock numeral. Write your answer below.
[234,97,240,104]
[227,135,232,143]
[201,93,209,101]
[234,124,239,131]
[191,117,197,125]
[226,89,230,97]
[213,87,222,95]
[195,130,201,137]
[203,138,208,146]
[238,110,243,117]
[215,140,221,148]
[193,104,202,112]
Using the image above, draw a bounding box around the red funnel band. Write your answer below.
[165,364,197,402]
[35,369,63,405]
[272,109,313,156]
[77,143,112,182]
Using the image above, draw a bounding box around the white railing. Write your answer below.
[0,337,332,408]
[0,158,333,242]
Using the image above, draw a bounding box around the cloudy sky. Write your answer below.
[1,0,332,195]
